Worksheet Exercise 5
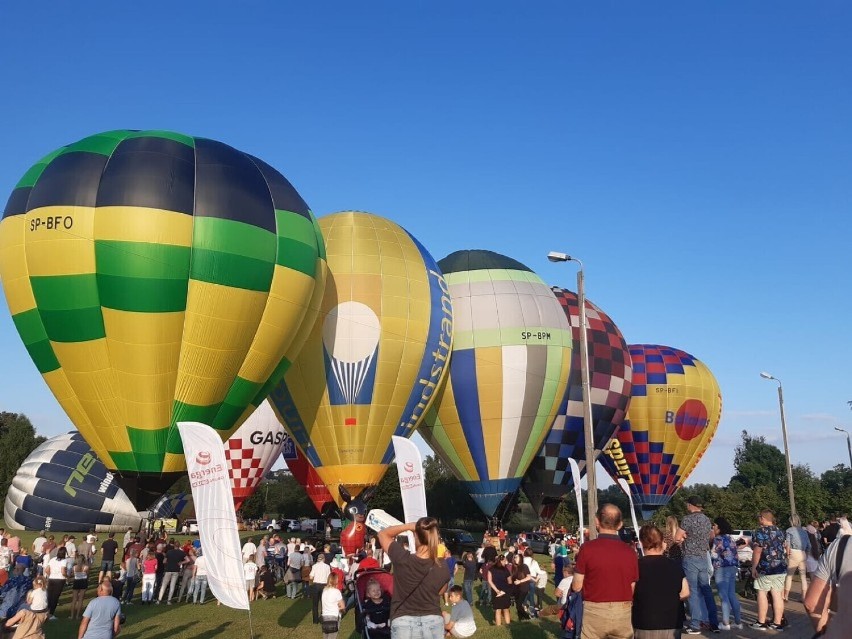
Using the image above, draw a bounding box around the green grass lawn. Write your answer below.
[5,522,567,639]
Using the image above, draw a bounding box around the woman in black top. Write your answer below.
[633,524,690,639]
[509,553,532,620]
[486,555,512,626]
[377,517,449,639]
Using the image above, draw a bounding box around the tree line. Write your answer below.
[3,412,850,533]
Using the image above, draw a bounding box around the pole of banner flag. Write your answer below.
[248,609,255,639]
[567,458,585,545]
[617,478,644,556]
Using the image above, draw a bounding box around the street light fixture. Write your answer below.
[835,427,852,469]
[759,372,797,518]
[548,251,598,539]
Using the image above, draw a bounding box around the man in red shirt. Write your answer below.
[356,549,380,572]
[572,503,639,639]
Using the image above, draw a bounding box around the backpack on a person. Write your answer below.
[560,590,583,639]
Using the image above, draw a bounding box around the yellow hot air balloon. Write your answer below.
[599,344,722,519]
[0,130,326,506]
[268,211,452,506]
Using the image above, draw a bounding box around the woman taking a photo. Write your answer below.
[486,555,512,626]
[377,517,450,639]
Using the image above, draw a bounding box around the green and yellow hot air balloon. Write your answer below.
[0,130,326,507]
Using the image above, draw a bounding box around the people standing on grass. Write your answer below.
[121,549,139,605]
[632,524,689,639]
[461,552,477,605]
[309,553,331,623]
[140,549,158,604]
[377,517,450,639]
[77,580,121,639]
[663,516,684,562]
[44,546,68,620]
[98,533,119,583]
[711,517,743,630]
[486,555,512,626]
[509,552,533,620]
[69,554,90,620]
[320,573,345,639]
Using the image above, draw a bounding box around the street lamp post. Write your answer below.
[548,251,598,540]
[834,427,852,469]
[760,372,797,518]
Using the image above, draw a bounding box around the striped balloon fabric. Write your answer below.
[0,130,326,506]
[420,250,573,517]
[4,432,142,533]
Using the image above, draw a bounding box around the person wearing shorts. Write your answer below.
[751,509,787,631]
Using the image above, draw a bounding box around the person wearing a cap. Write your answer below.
[680,496,719,634]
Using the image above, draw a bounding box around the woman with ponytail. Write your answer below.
[378,517,450,639]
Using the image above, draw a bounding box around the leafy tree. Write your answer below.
[370,464,403,519]
[241,486,266,519]
[265,474,320,519]
[731,430,786,490]
[0,413,46,505]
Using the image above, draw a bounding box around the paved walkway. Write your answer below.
[711,584,814,638]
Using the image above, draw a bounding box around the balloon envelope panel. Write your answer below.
[599,344,722,514]
[269,212,452,507]
[282,434,335,515]
[419,250,573,517]
[521,288,632,514]
[226,400,288,510]
[0,131,325,507]
[4,432,142,533]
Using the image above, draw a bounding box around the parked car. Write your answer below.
[280,519,301,532]
[442,529,479,556]
[184,519,199,534]
[519,532,552,555]
[259,519,281,532]
[732,529,752,544]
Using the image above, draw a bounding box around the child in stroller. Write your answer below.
[355,569,392,639]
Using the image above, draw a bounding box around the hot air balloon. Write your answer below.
[225,400,289,510]
[268,211,452,508]
[521,288,632,517]
[282,434,335,515]
[4,432,143,533]
[0,130,326,507]
[599,344,722,519]
[149,492,195,520]
[419,250,573,519]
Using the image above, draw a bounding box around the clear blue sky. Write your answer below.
[1,2,850,488]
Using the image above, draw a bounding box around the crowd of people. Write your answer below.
[0,504,849,639]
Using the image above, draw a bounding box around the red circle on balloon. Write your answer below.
[675,400,708,440]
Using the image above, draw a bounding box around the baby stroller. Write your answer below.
[354,568,393,639]
[737,560,756,600]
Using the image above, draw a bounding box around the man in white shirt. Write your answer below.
[242,538,257,561]
[64,535,77,560]
[31,531,47,561]
[522,548,542,614]
[309,554,331,623]
[123,528,134,551]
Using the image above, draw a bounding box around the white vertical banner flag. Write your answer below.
[617,477,644,556]
[567,458,585,545]
[178,422,250,610]
[392,435,427,553]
